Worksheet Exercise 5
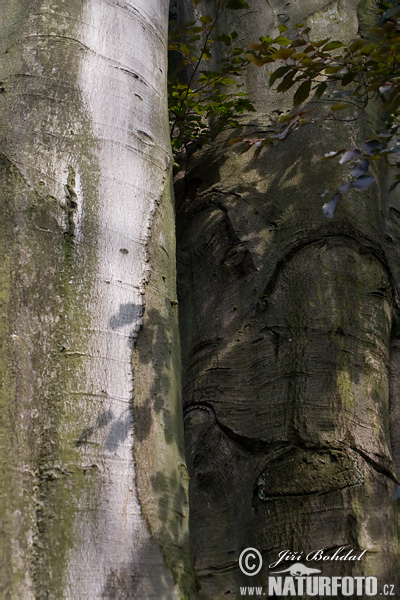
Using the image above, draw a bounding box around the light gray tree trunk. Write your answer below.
[0,1,194,598]
[176,0,400,597]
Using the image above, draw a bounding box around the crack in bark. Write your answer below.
[24,33,90,52]
[111,65,144,83]
[259,232,398,311]
[193,195,258,274]
[185,401,295,455]
[64,165,77,241]
[185,401,398,504]
[350,445,398,484]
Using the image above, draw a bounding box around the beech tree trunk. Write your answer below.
[176,0,400,597]
[0,1,194,598]
[2,1,399,598]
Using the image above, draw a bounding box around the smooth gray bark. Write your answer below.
[0,1,193,597]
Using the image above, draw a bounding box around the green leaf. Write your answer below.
[349,39,365,52]
[276,71,296,93]
[331,102,349,111]
[173,106,187,117]
[180,43,191,56]
[278,25,289,33]
[324,65,343,74]
[360,42,378,55]
[291,52,306,60]
[304,45,316,53]
[274,35,291,46]
[246,52,268,67]
[278,114,293,123]
[220,77,237,85]
[341,71,354,86]
[226,0,249,9]
[315,81,328,98]
[293,80,311,106]
[314,38,330,48]
[269,65,292,87]
[216,33,232,45]
[322,40,345,51]
[273,47,295,59]
[290,38,307,48]
[260,36,273,43]
[200,15,213,26]
[228,136,243,146]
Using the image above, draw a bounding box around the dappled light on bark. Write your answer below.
[176,0,400,596]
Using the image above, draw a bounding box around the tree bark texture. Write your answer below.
[176,0,400,597]
[0,1,193,597]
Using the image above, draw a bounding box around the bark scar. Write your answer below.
[64,166,77,241]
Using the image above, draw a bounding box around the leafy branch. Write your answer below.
[168,0,255,152]
[168,0,399,216]
[235,1,400,215]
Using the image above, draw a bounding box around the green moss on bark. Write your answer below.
[0,0,101,595]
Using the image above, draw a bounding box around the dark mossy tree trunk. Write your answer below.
[176,0,400,596]
[0,1,194,598]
